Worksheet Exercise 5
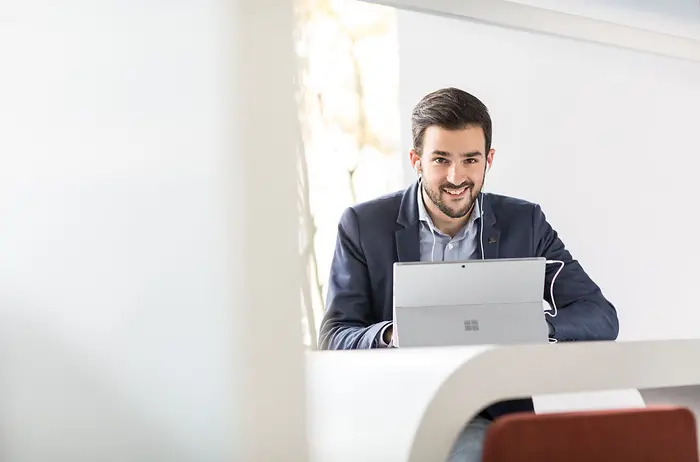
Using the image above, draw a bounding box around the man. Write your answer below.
[318,87,619,461]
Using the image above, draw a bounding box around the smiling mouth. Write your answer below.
[443,186,469,197]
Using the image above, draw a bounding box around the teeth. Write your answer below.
[444,187,466,195]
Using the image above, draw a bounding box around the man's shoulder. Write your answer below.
[335,188,406,239]
[485,193,540,221]
[347,188,404,220]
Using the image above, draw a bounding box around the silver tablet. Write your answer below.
[392,258,549,347]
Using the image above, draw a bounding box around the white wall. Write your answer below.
[398,9,700,342]
[0,2,306,461]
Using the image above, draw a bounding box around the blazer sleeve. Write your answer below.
[533,204,619,341]
[318,207,391,350]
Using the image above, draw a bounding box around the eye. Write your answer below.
[434,158,449,164]
[465,158,479,164]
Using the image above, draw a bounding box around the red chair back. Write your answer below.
[482,406,699,462]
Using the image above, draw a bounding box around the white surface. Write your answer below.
[307,340,700,462]
[0,2,306,461]
[534,389,645,414]
[364,0,700,61]
[306,346,489,462]
[396,8,700,343]
[506,0,700,35]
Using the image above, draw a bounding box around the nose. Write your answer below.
[446,163,467,186]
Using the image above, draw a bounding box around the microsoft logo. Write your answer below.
[464,319,480,332]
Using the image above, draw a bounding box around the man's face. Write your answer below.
[411,125,494,220]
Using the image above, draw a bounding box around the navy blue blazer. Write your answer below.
[318,180,619,418]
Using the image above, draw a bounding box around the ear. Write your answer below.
[485,149,495,173]
[409,149,422,175]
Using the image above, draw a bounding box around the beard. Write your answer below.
[422,180,479,219]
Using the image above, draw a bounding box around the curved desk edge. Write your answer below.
[409,339,700,462]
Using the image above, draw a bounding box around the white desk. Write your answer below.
[306,339,700,462]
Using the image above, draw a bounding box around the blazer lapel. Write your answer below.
[395,224,420,262]
[395,180,421,262]
[480,194,500,260]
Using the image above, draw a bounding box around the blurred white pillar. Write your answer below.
[0,1,307,461]
[228,0,309,460]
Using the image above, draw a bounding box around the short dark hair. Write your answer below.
[411,87,492,155]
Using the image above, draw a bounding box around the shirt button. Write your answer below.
[447,244,453,250]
